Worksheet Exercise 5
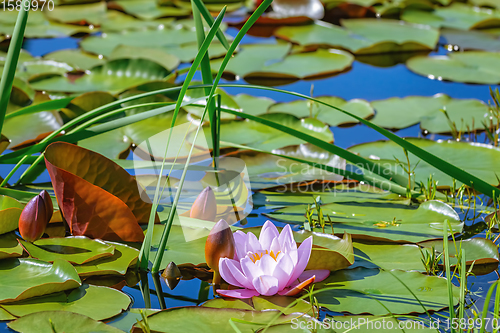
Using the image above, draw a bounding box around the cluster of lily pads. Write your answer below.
[0,0,499,332]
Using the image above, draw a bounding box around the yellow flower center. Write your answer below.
[249,250,281,263]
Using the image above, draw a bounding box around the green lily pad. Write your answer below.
[166,41,229,63]
[80,28,197,58]
[441,28,500,52]
[3,110,63,147]
[315,267,460,315]
[111,0,191,20]
[0,11,92,38]
[371,94,491,132]
[419,237,500,274]
[19,236,115,265]
[406,51,500,84]
[0,259,81,303]
[0,233,24,260]
[74,241,139,276]
[7,311,123,333]
[0,307,15,320]
[350,138,500,187]
[253,184,410,209]
[212,43,354,80]
[268,96,374,127]
[1,284,131,320]
[203,296,314,315]
[402,4,500,30]
[43,49,105,71]
[230,144,346,190]
[0,196,24,235]
[232,94,275,116]
[101,10,175,32]
[29,59,169,94]
[275,19,439,54]
[212,114,334,151]
[353,242,424,271]
[131,307,300,333]
[45,2,107,25]
[107,308,159,332]
[79,129,131,160]
[109,45,180,71]
[183,84,241,120]
[267,200,462,242]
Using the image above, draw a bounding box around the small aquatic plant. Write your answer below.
[216,220,330,298]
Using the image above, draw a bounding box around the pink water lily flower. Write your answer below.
[216,221,330,299]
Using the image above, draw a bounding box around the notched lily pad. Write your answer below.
[19,236,115,265]
[0,195,24,235]
[0,233,24,259]
[74,241,139,276]
[7,310,123,333]
[0,258,81,303]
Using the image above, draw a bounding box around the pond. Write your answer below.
[0,0,499,332]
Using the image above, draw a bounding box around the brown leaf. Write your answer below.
[45,142,157,224]
[45,142,151,242]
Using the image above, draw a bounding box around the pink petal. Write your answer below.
[259,221,279,250]
[278,276,315,296]
[269,237,281,256]
[225,258,254,290]
[233,231,248,261]
[286,236,312,286]
[256,253,277,276]
[252,275,279,296]
[247,232,262,253]
[278,224,295,252]
[216,288,260,299]
[240,256,263,282]
[273,252,295,291]
[298,269,330,283]
[219,258,245,288]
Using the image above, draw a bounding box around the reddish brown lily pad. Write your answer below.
[44,142,153,242]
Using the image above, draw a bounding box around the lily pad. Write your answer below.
[30,59,169,94]
[45,2,107,25]
[315,267,460,315]
[203,296,314,315]
[211,114,334,151]
[371,94,491,132]
[232,94,275,116]
[1,284,131,321]
[402,4,500,30]
[43,49,105,71]
[268,96,374,127]
[275,19,439,54]
[267,200,462,242]
[441,28,500,52]
[74,242,139,276]
[350,138,500,187]
[7,311,123,333]
[3,109,63,147]
[0,233,24,260]
[0,11,91,38]
[0,259,81,303]
[110,0,191,20]
[406,51,500,84]
[229,144,346,190]
[109,45,180,71]
[0,196,24,235]
[101,10,175,32]
[19,237,115,265]
[44,142,152,242]
[212,43,354,80]
[131,307,300,333]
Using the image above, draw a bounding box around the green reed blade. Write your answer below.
[191,0,230,50]
[443,219,455,333]
[140,8,227,271]
[0,0,31,135]
[5,97,72,120]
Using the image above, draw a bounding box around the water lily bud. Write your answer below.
[190,187,216,221]
[19,190,53,242]
[162,262,182,290]
[205,219,235,273]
